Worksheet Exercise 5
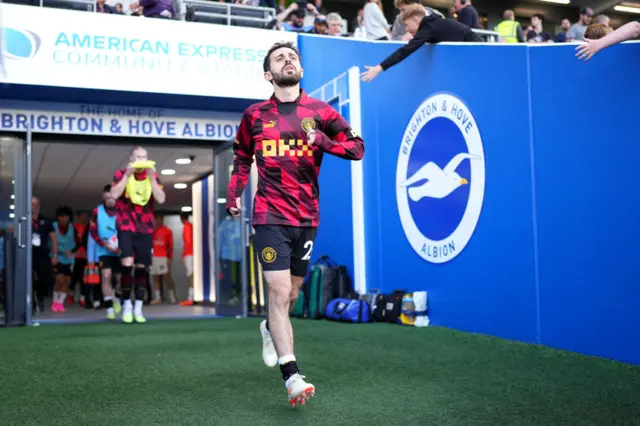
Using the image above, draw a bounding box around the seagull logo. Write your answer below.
[399,153,481,201]
[396,93,486,264]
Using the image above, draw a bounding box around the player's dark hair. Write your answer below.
[263,41,301,73]
[180,212,190,221]
[56,205,73,218]
[103,184,112,193]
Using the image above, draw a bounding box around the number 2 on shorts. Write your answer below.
[301,240,314,260]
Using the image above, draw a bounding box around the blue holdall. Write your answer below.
[325,298,371,323]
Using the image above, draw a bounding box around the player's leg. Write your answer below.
[118,231,136,324]
[179,256,194,306]
[60,265,73,310]
[131,233,153,323]
[150,257,163,304]
[163,262,176,304]
[113,270,123,314]
[256,226,314,406]
[99,257,116,320]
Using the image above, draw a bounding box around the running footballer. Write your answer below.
[226,41,365,407]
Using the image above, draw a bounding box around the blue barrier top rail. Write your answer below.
[3,0,498,41]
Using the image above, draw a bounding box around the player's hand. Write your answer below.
[402,32,413,41]
[228,197,241,216]
[126,163,135,176]
[107,244,119,254]
[360,65,382,83]
[51,254,58,266]
[575,38,602,62]
[306,129,316,146]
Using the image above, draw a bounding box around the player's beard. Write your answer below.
[272,65,302,88]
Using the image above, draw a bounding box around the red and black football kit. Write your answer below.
[226,89,364,275]
[112,169,160,267]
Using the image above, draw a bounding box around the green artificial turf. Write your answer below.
[0,318,638,425]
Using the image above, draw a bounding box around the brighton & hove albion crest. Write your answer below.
[396,93,486,264]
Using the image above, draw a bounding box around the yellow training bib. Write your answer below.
[125,174,152,206]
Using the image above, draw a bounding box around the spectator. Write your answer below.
[307,15,328,35]
[576,20,640,61]
[584,23,612,39]
[567,7,593,41]
[554,18,571,42]
[130,0,174,18]
[96,0,114,13]
[326,12,344,36]
[526,14,553,43]
[360,4,481,82]
[114,3,125,14]
[494,9,524,43]
[391,0,421,41]
[352,8,367,39]
[454,0,478,29]
[363,0,390,40]
[275,2,313,32]
[594,14,609,28]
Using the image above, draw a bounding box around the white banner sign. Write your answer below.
[0,101,241,140]
[1,4,296,100]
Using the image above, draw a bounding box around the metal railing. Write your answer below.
[472,29,500,43]
[182,0,276,27]
[5,0,499,42]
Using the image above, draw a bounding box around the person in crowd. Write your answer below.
[150,214,176,304]
[593,14,609,28]
[363,0,390,40]
[274,2,313,32]
[50,206,75,313]
[70,211,88,306]
[326,13,344,36]
[526,14,553,43]
[226,41,364,406]
[494,9,524,43]
[554,18,571,43]
[90,185,123,320]
[179,212,195,306]
[567,7,593,41]
[360,4,481,83]
[454,0,478,29]
[351,8,367,39]
[129,0,173,18]
[576,20,639,61]
[31,197,57,313]
[306,15,328,35]
[110,146,165,324]
[584,23,613,40]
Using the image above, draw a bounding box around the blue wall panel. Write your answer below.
[529,44,640,365]
[300,37,538,343]
[369,45,537,342]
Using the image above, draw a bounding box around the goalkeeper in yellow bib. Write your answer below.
[110,146,165,323]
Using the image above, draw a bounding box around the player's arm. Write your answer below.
[151,173,165,204]
[576,21,640,61]
[313,107,364,161]
[48,221,59,260]
[111,169,129,199]
[89,208,107,247]
[226,111,255,214]
[361,26,431,82]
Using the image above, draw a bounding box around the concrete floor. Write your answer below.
[2,300,221,325]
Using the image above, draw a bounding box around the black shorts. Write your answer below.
[254,225,318,277]
[53,264,72,277]
[99,255,121,274]
[118,231,153,266]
